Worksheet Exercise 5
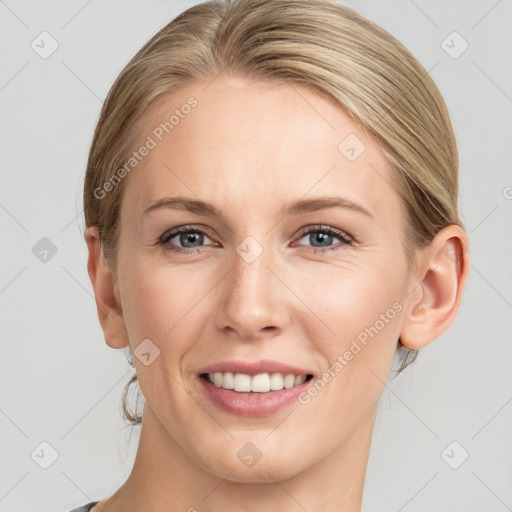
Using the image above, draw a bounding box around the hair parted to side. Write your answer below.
[84,0,462,426]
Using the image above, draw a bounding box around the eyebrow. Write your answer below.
[143,195,374,219]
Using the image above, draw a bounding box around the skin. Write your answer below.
[85,74,469,511]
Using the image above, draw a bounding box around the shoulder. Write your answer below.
[68,501,98,512]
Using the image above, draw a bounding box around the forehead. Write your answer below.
[122,74,400,222]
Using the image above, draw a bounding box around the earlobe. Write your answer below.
[400,225,470,350]
[84,226,130,349]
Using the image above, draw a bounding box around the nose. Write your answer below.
[215,239,291,341]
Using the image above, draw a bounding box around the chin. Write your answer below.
[205,454,306,484]
[191,432,313,484]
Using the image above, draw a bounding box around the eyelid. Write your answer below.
[294,224,353,243]
[158,224,352,243]
[158,224,214,245]
[156,223,356,256]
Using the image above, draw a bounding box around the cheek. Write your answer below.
[120,258,212,343]
[120,262,208,407]
[288,274,404,452]
[298,261,405,414]
[121,246,407,362]
[299,259,405,349]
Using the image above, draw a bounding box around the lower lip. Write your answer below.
[198,376,311,417]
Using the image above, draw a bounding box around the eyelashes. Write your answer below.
[294,225,353,253]
[156,224,354,255]
[157,225,214,254]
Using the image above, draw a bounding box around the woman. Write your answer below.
[73,0,469,510]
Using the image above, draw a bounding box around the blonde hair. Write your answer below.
[84,0,462,426]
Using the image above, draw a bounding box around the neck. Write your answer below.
[100,404,377,512]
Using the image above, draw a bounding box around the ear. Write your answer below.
[84,226,130,349]
[400,224,470,349]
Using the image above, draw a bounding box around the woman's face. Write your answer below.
[114,74,418,482]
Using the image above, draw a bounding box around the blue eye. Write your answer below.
[158,225,213,253]
[295,225,353,253]
[157,224,353,254]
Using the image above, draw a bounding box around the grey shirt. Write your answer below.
[69,502,98,512]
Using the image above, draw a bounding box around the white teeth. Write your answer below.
[223,371,234,389]
[283,374,295,388]
[251,373,270,393]
[207,372,309,393]
[233,373,251,392]
[269,373,284,390]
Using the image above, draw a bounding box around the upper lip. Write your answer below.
[198,359,313,377]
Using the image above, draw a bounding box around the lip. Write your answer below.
[198,359,313,377]
[198,375,312,417]
[196,359,314,418]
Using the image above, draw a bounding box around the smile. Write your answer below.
[203,372,312,393]
[196,360,315,417]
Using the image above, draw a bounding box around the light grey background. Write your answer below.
[1,0,511,511]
